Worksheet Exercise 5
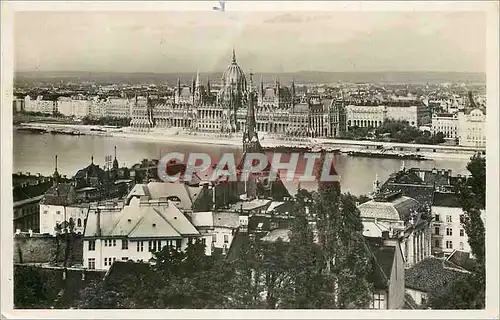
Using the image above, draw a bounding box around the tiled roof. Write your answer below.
[230,199,272,212]
[365,237,395,290]
[265,201,294,214]
[260,229,290,243]
[380,184,434,207]
[446,250,476,272]
[213,211,240,228]
[125,182,199,211]
[190,211,213,228]
[84,199,199,238]
[432,192,461,208]
[405,257,467,293]
[42,183,76,205]
[359,195,420,221]
[13,181,53,202]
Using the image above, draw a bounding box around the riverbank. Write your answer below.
[14,122,481,160]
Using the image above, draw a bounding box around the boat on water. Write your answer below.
[347,150,427,161]
[263,145,312,152]
[16,127,47,134]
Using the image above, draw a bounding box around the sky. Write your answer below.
[14,11,486,73]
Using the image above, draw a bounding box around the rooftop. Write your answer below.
[405,257,469,294]
[359,192,421,221]
[84,198,199,239]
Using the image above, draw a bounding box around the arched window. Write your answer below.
[77,218,82,227]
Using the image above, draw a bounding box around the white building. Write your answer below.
[431,205,486,257]
[88,97,106,118]
[345,105,386,128]
[83,197,200,270]
[102,97,133,118]
[457,108,486,148]
[358,192,432,268]
[24,95,55,114]
[189,211,241,256]
[431,113,458,139]
[39,203,90,235]
[386,105,420,127]
[56,97,91,118]
[345,102,428,130]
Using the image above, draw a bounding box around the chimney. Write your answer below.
[96,209,101,237]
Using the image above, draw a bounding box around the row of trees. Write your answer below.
[342,120,446,145]
[75,178,375,309]
[81,116,131,127]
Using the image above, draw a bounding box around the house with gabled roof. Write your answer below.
[83,195,200,270]
[405,256,470,307]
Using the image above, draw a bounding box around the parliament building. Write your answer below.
[129,49,334,138]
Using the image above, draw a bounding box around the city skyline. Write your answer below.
[15,11,486,74]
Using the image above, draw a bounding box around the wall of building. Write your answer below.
[405,288,427,306]
[386,105,419,126]
[14,198,41,232]
[431,115,458,139]
[83,237,191,270]
[388,240,406,309]
[457,109,486,148]
[39,204,89,235]
[14,233,83,265]
[431,206,471,255]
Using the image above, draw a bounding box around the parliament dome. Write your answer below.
[221,49,247,89]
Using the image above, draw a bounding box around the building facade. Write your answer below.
[83,197,201,270]
[128,50,332,138]
[24,95,56,114]
[57,96,91,118]
[457,108,486,148]
[431,113,458,140]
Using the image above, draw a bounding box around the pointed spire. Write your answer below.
[231,47,237,64]
[207,77,211,96]
[195,70,200,88]
[113,146,119,170]
[260,75,264,96]
[91,155,94,164]
[243,71,260,153]
[52,155,60,185]
[177,77,181,95]
[248,70,253,92]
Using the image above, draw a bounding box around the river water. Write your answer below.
[13,131,471,196]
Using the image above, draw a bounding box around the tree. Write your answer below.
[14,266,49,308]
[312,172,373,308]
[280,195,325,308]
[429,153,486,309]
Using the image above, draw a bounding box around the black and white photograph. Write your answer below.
[1,1,498,318]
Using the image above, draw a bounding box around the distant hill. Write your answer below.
[15,70,486,86]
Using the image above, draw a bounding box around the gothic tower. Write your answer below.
[242,72,262,153]
[52,155,60,186]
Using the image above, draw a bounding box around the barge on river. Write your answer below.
[347,150,428,161]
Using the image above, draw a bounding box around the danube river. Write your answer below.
[13,131,471,196]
